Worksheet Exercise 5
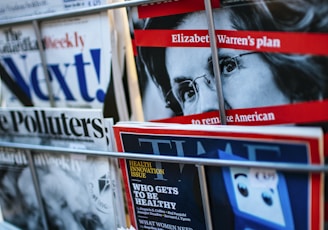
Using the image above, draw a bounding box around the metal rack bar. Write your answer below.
[26,151,49,230]
[200,3,227,226]
[32,20,56,107]
[197,165,213,230]
[204,0,227,125]
[0,141,326,173]
[0,0,165,26]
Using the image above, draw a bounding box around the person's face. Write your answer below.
[39,170,86,230]
[165,12,219,115]
[18,168,43,230]
[165,10,290,115]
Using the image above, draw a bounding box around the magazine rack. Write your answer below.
[0,0,327,229]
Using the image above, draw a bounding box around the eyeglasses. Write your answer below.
[165,74,216,113]
[165,51,258,114]
[219,52,257,77]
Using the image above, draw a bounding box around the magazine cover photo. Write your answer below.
[114,123,323,230]
[131,0,328,126]
[0,147,44,229]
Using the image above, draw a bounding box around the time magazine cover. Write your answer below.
[113,121,324,230]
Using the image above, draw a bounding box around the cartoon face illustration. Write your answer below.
[218,150,294,230]
[229,167,285,225]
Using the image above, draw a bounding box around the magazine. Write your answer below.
[0,146,44,229]
[108,0,145,122]
[0,10,129,122]
[113,121,324,230]
[130,0,328,126]
[0,23,45,107]
[0,107,109,149]
[41,13,112,106]
[127,0,220,121]
[0,107,125,229]
[104,117,128,228]
[0,0,109,21]
[142,1,328,220]
[41,10,131,122]
[32,152,118,230]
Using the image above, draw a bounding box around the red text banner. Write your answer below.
[137,0,220,18]
[134,29,328,55]
[153,100,328,126]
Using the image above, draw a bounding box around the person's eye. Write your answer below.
[176,81,197,104]
[219,57,238,76]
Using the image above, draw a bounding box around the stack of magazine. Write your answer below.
[0,0,134,122]
[113,121,324,230]
[127,0,328,226]
[0,107,126,229]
